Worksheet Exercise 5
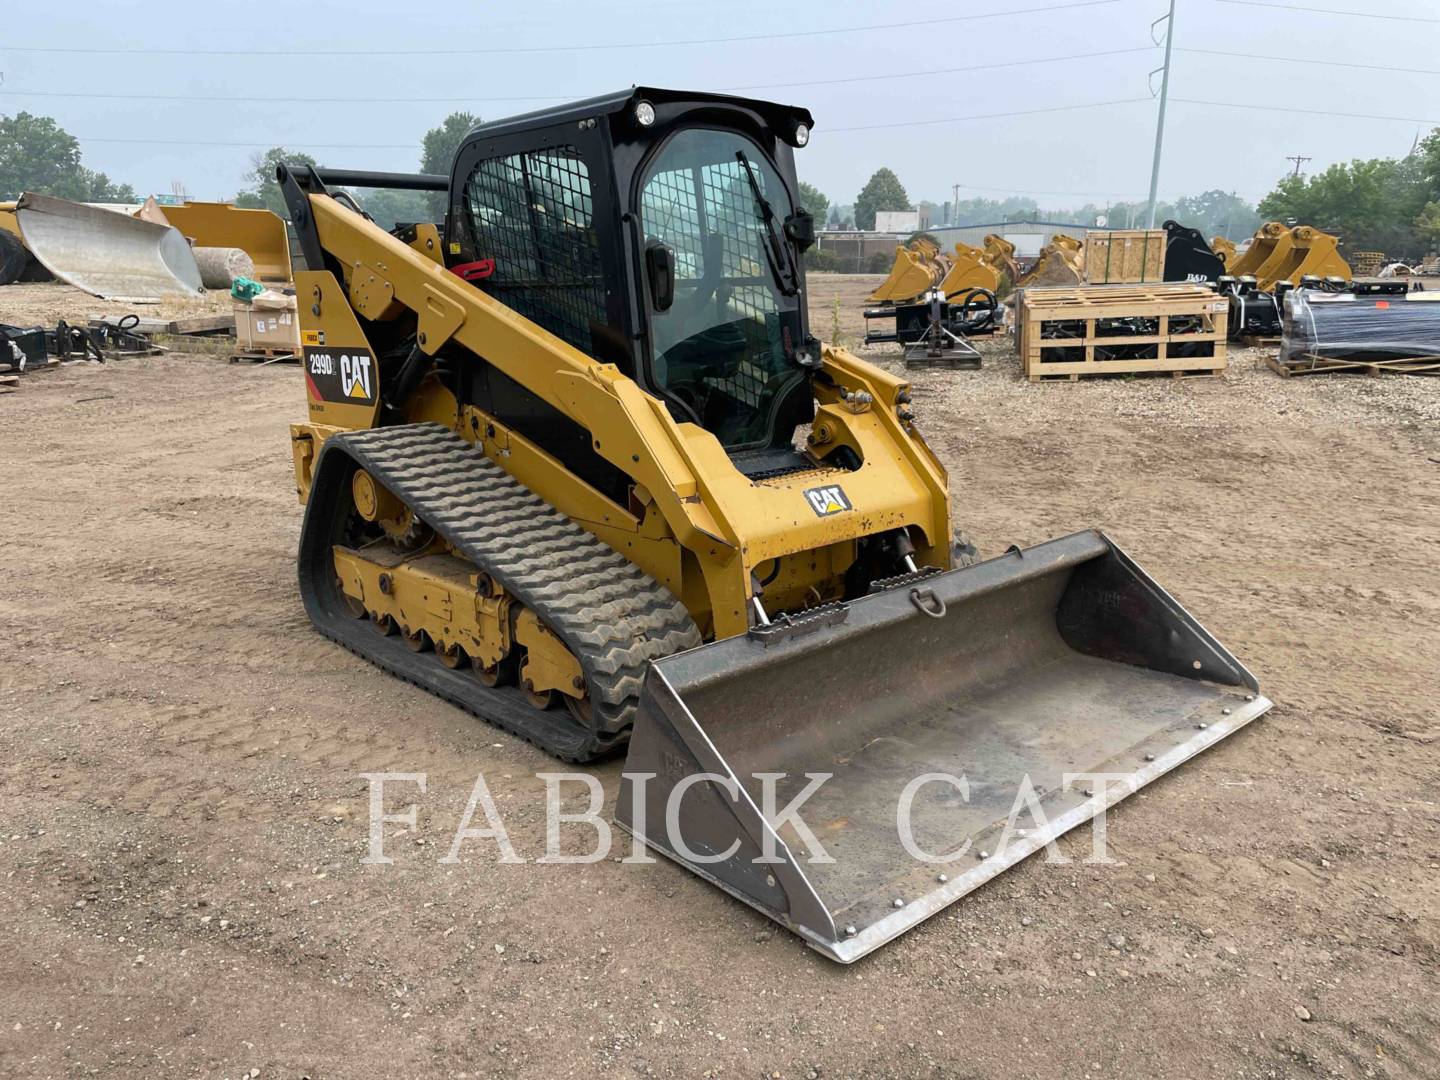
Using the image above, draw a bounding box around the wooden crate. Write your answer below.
[1017,283,1229,381]
[1085,229,1166,284]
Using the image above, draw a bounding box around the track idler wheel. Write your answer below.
[474,651,519,688]
[337,577,367,619]
[564,693,593,727]
[437,642,468,669]
[523,683,556,710]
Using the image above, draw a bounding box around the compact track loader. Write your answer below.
[282,88,1269,962]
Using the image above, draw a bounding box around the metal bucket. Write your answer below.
[16,193,203,301]
[617,531,1271,962]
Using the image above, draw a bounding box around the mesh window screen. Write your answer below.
[462,146,606,355]
[641,155,786,418]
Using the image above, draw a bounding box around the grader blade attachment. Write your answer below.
[617,530,1270,963]
[15,193,203,301]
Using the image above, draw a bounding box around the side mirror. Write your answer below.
[645,240,675,312]
[785,209,816,252]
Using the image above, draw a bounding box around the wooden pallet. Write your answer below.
[0,357,62,376]
[91,313,236,337]
[230,348,298,365]
[0,374,18,394]
[1017,284,1229,381]
[1267,353,1440,378]
[1238,335,1281,349]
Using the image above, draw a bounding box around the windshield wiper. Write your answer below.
[735,151,799,297]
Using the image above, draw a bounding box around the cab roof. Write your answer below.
[459,86,814,144]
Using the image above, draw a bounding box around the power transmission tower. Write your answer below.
[1286,155,1311,179]
[1144,0,1177,230]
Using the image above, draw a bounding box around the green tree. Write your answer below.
[360,187,431,230]
[420,111,480,218]
[1416,200,1440,250]
[948,195,1039,226]
[1259,154,1431,256]
[0,112,136,202]
[421,112,481,176]
[1171,190,1261,241]
[853,168,911,230]
[235,147,317,219]
[797,180,829,225]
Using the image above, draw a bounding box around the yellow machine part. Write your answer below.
[1211,236,1237,269]
[1225,221,1288,280]
[981,235,1022,282]
[867,238,945,303]
[139,201,292,282]
[0,203,18,239]
[937,241,1000,297]
[289,197,952,641]
[1014,234,1085,289]
[1253,226,1351,292]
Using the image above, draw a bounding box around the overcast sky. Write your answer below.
[2,0,1436,211]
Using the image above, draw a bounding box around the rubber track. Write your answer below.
[298,423,702,762]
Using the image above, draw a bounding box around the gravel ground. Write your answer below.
[0,276,1436,1079]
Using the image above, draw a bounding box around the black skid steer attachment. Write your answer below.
[617,531,1270,962]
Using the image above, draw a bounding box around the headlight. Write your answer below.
[635,101,656,127]
[794,122,810,147]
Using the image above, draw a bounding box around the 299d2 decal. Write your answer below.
[304,346,377,406]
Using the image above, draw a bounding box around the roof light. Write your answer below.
[635,101,656,127]
[794,122,810,147]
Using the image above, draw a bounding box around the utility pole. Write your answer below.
[1145,0,1177,230]
[1285,155,1311,178]
[951,183,960,226]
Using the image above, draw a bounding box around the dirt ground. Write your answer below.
[1,276,1436,1079]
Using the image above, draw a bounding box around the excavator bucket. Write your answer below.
[1254,226,1350,292]
[868,241,945,304]
[618,531,1270,962]
[938,241,1000,296]
[1015,235,1085,289]
[15,192,203,301]
[1225,222,1287,280]
[1211,236,1237,271]
[982,234,1022,285]
[142,200,293,283]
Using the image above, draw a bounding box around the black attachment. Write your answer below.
[1162,220,1226,284]
[785,209,816,252]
